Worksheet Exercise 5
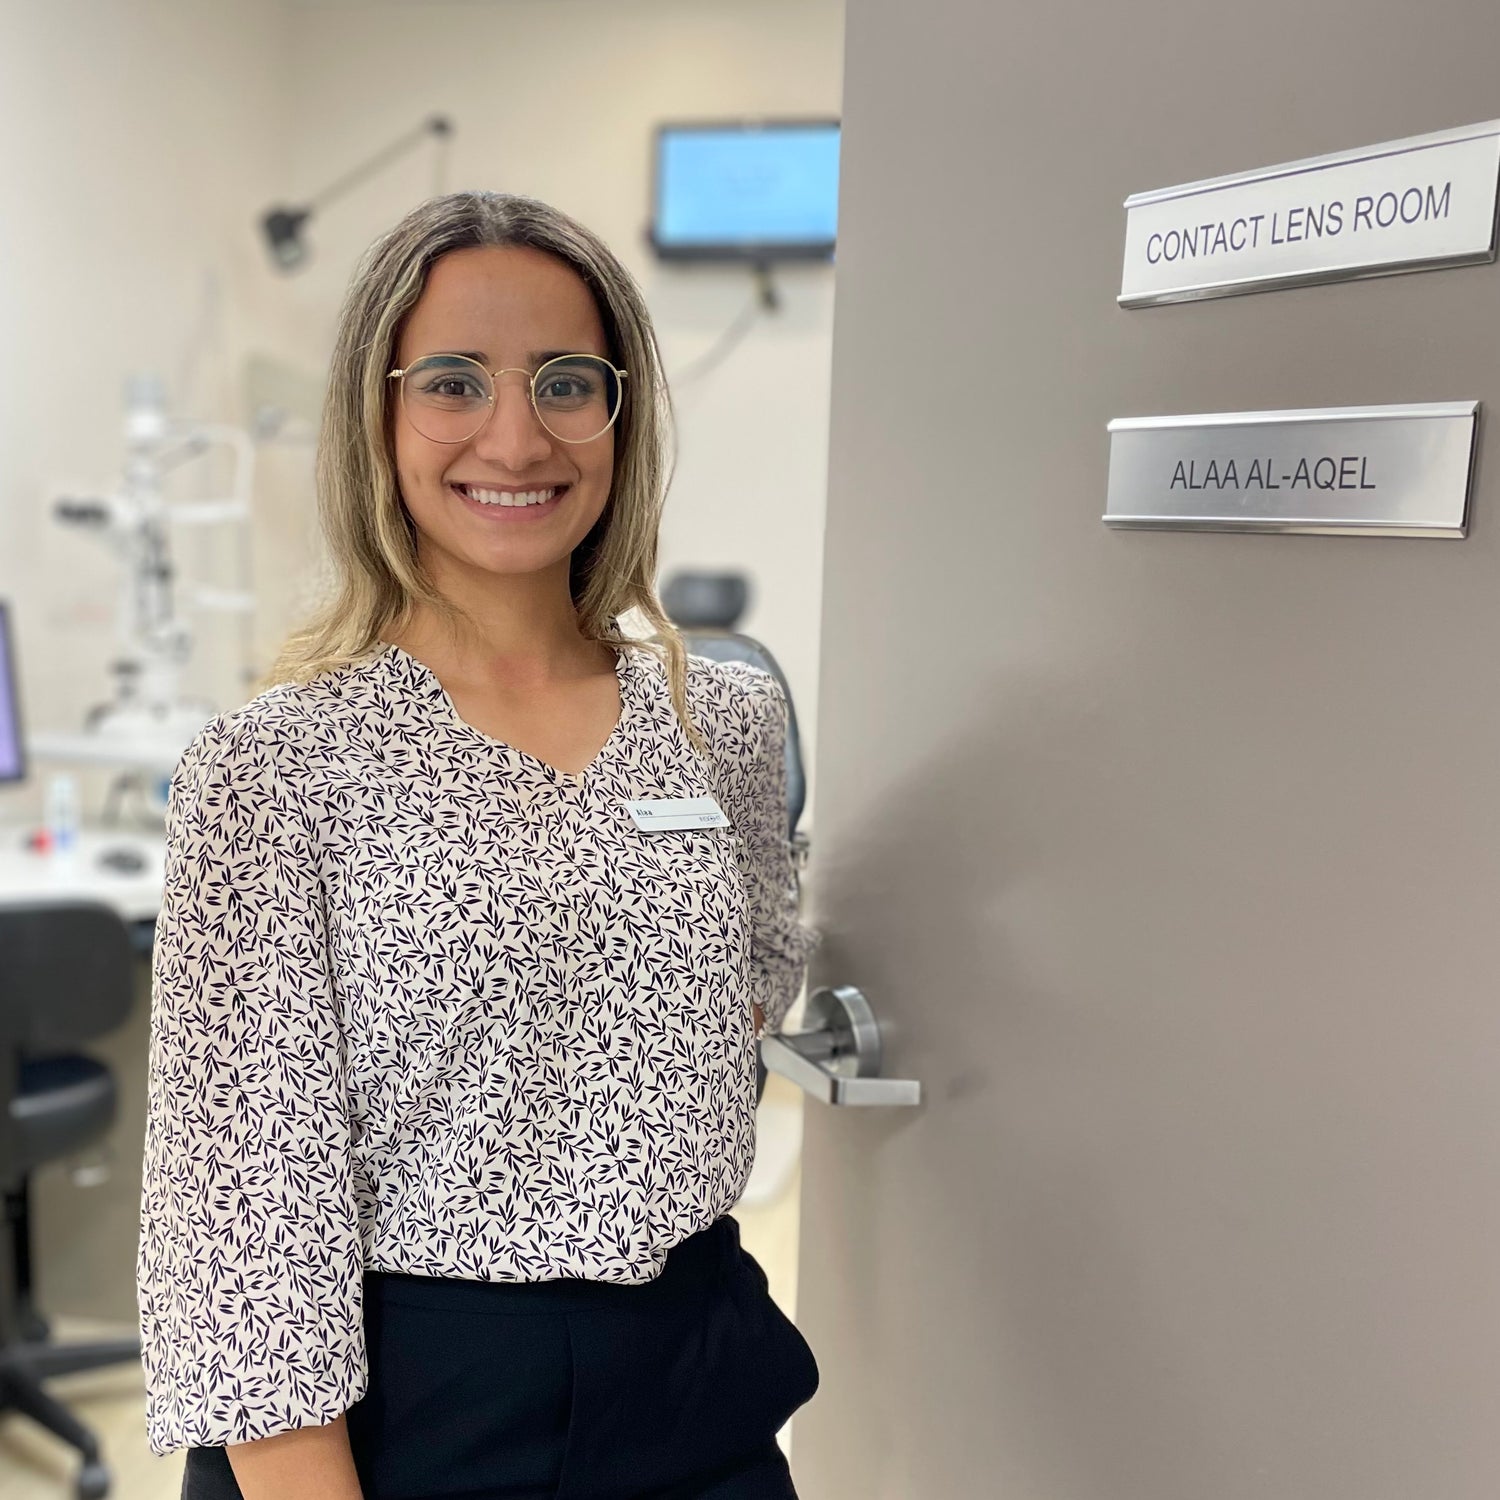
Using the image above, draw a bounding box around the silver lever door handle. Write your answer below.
[761,984,921,1107]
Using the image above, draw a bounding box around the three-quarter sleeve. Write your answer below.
[136,712,366,1455]
[716,666,819,1033]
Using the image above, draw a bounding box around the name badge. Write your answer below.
[625,796,731,832]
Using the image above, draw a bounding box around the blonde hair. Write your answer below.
[267,191,704,753]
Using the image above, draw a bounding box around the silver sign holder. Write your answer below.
[1104,402,1479,538]
[1120,121,1500,306]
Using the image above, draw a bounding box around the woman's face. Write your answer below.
[391,244,617,591]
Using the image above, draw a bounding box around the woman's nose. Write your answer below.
[471,376,552,467]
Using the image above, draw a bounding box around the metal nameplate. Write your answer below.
[1120,121,1500,306]
[1104,402,1478,537]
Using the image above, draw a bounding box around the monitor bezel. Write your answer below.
[649,117,841,263]
[0,600,25,787]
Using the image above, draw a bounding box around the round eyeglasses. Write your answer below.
[387,353,627,446]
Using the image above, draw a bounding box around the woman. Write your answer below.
[136,191,819,1500]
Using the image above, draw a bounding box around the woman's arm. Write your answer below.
[138,713,368,1456]
[227,1414,364,1500]
[720,668,819,1034]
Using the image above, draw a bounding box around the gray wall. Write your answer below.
[793,1,1500,1496]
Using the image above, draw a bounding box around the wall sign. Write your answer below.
[1104,402,1478,537]
[1120,121,1500,306]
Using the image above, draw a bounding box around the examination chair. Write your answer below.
[0,901,143,1500]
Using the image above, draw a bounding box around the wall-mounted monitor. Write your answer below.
[0,602,25,785]
[651,120,841,262]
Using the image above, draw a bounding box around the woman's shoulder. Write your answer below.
[173,656,388,788]
[680,650,783,709]
[675,650,788,754]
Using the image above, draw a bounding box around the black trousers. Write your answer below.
[180,1216,818,1500]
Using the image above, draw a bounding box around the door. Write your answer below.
[792,2,1500,1496]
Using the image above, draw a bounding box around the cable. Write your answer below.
[669,263,780,391]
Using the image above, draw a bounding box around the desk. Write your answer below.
[0,824,166,925]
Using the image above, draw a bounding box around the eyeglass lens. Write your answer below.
[399,354,621,445]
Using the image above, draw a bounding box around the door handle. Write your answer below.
[761,984,921,1106]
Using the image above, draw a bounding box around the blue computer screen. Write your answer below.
[0,603,23,784]
[654,123,840,256]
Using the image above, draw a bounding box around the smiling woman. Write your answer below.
[136,191,818,1500]
[271,195,682,723]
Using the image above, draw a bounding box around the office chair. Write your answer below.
[0,902,144,1500]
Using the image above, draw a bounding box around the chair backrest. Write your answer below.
[661,572,750,632]
[0,902,137,1055]
[680,630,806,837]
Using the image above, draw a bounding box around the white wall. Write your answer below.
[0,0,842,822]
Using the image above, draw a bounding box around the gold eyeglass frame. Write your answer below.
[386,353,629,446]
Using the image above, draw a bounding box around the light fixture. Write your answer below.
[259,115,454,272]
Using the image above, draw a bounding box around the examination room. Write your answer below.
[9,1,1500,1498]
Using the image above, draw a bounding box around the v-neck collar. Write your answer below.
[378,640,636,783]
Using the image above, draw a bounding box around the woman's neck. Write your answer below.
[388,571,611,690]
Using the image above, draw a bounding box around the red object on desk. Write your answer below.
[22,830,51,854]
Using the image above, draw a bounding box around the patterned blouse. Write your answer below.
[135,642,815,1456]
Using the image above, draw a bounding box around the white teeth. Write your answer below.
[462,485,559,507]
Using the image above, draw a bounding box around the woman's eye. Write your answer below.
[421,375,484,400]
[539,376,592,402]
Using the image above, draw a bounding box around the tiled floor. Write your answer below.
[0,1046,807,1500]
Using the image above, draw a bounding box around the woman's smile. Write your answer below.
[449,480,571,519]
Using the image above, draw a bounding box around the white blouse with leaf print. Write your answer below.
[136,642,816,1455]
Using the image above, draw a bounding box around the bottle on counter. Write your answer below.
[43,773,80,855]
